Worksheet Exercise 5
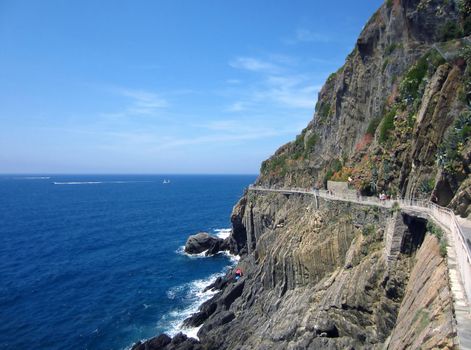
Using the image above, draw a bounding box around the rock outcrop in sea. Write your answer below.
[134,0,471,348]
[184,232,229,256]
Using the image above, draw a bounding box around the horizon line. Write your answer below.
[0,173,259,176]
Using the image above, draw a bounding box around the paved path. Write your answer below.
[457,218,471,253]
[248,186,471,349]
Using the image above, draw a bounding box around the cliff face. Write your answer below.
[134,1,468,349]
[257,0,471,218]
[202,193,454,350]
[388,234,455,349]
[139,193,455,349]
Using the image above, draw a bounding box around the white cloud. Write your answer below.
[227,55,321,110]
[255,75,321,109]
[153,126,298,151]
[101,87,168,118]
[225,101,247,112]
[283,28,330,45]
[229,57,280,73]
[226,79,241,84]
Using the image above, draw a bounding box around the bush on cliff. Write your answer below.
[379,108,396,144]
[438,111,471,174]
[439,21,463,41]
[400,57,428,103]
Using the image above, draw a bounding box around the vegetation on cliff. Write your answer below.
[257,0,471,217]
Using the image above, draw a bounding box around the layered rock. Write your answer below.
[387,235,456,349]
[137,191,456,349]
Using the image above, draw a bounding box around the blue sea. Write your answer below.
[0,175,255,350]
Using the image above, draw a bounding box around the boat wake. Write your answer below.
[53,181,151,185]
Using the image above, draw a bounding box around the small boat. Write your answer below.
[163,179,171,184]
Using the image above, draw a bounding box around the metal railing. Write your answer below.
[248,184,471,307]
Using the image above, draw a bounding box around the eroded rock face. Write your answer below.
[137,190,455,349]
[387,235,456,349]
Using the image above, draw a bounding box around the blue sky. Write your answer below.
[0,0,383,174]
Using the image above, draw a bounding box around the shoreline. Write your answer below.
[130,228,239,348]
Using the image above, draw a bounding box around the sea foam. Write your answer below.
[214,228,231,239]
[160,272,225,340]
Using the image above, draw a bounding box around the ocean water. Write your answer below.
[0,175,255,350]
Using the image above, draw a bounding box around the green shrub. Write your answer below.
[458,0,471,17]
[428,49,446,69]
[386,0,393,8]
[427,221,448,257]
[318,101,333,123]
[438,111,471,173]
[412,309,430,333]
[400,56,428,102]
[459,0,471,40]
[323,158,342,186]
[261,154,288,175]
[464,17,471,36]
[331,158,342,173]
[427,221,443,240]
[291,132,305,159]
[305,133,319,154]
[439,21,463,41]
[363,224,376,236]
[419,178,435,194]
[440,239,448,257]
[367,116,382,135]
[382,59,389,73]
[391,201,401,213]
[379,108,396,144]
[327,72,337,82]
[385,43,397,55]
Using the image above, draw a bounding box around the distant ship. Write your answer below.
[163,179,171,184]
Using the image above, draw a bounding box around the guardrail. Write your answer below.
[248,185,471,308]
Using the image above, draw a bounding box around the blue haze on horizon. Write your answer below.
[0,0,383,174]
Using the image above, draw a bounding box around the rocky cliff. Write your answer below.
[258,0,471,218]
[133,1,469,349]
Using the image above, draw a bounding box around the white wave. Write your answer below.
[213,228,231,239]
[15,176,51,180]
[166,284,185,300]
[175,246,209,258]
[54,181,102,185]
[183,325,202,340]
[175,239,240,264]
[160,272,225,340]
[222,251,240,264]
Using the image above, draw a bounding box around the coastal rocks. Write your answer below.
[197,311,235,338]
[184,232,229,255]
[192,192,455,349]
[131,333,202,350]
[136,190,456,349]
[184,279,245,329]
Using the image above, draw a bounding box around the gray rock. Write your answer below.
[184,232,222,255]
